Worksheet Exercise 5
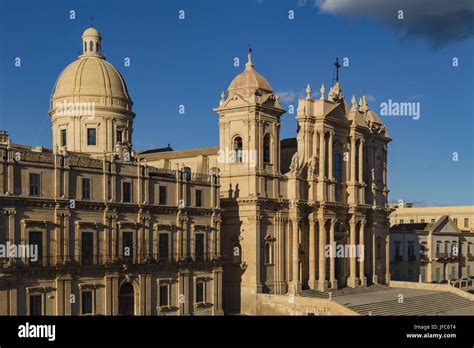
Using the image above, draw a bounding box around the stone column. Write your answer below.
[329,218,337,289]
[372,223,378,284]
[359,220,367,286]
[318,130,325,179]
[63,213,70,263]
[350,136,356,182]
[212,267,224,315]
[317,218,327,291]
[358,139,364,183]
[385,232,391,285]
[348,217,358,288]
[5,209,16,264]
[308,214,317,290]
[328,131,335,201]
[291,219,301,292]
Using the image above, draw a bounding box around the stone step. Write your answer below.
[347,293,473,316]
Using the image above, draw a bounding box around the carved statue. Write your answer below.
[307,155,319,177]
[289,153,299,173]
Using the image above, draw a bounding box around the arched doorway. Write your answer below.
[118,283,134,315]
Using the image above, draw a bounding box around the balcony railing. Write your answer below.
[0,252,221,269]
[394,255,403,262]
[408,254,417,262]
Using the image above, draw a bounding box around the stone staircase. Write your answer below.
[346,292,474,316]
[301,284,391,299]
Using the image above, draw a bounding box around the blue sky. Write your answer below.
[0,0,473,206]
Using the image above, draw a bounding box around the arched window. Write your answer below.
[89,41,93,52]
[333,153,342,181]
[96,42,99,53]
[84,42,87,52]
[233,136,243,163]
[263,133,271,164]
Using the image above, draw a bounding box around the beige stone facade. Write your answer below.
[390,205,474,232]
[0,28,223,316]
[0,27,393,316]
[390,215,474,283]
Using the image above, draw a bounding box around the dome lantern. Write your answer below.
[82,27,102,57]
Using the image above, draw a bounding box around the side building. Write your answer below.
[0,27,223,316]
[390,215,474,283]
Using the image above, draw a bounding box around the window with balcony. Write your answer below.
[29,294,42,316]
[159,284,169,307]
[158,233,169,261]
[29,231,43,266]
[195,282,204,304]
[81,291,93,315]
[81,232,93,265]
[195,233,205,260]
[123,231,133,260]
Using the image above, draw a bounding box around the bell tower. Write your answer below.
[214,50,285,199]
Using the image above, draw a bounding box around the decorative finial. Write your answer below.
[89,16,94,27]
[320,84,325,100]
[306,84,311,99]
[245,45,254,70]
[351,95,357,109]
[220,91,226,105]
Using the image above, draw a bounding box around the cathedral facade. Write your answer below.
[0,27,391,316]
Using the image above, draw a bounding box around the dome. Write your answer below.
[52,56,131,102]
[227,52,273,98]
[82,27,101,38]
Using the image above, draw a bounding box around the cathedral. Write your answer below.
[0,27,391,316]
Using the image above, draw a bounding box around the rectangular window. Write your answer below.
[420,219,425,223]
[87,128,96,146]
[61,129,67,147]
[196,282,204,303]
[158,233,169,260]
[399,219,404,224]
[195,189,202,207]
[81,232,94,265]
[29,294,42,316]
[409,219,414,223]
[29,173,40,196]
[29,231,43,265]
[453,218,458,225]
[436,243,440,256]
[123,182,131,203]
[116,130,123,143]
[123,231,133,260]
[82,178,91,200]
[408,244,414,256]
[159,186,167,205]
[435,268,441,282]
[195,233,204,260]
[464,218,469,228]
[81,291,93,315]
[431,219,436,223]
[159,284,169,307]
